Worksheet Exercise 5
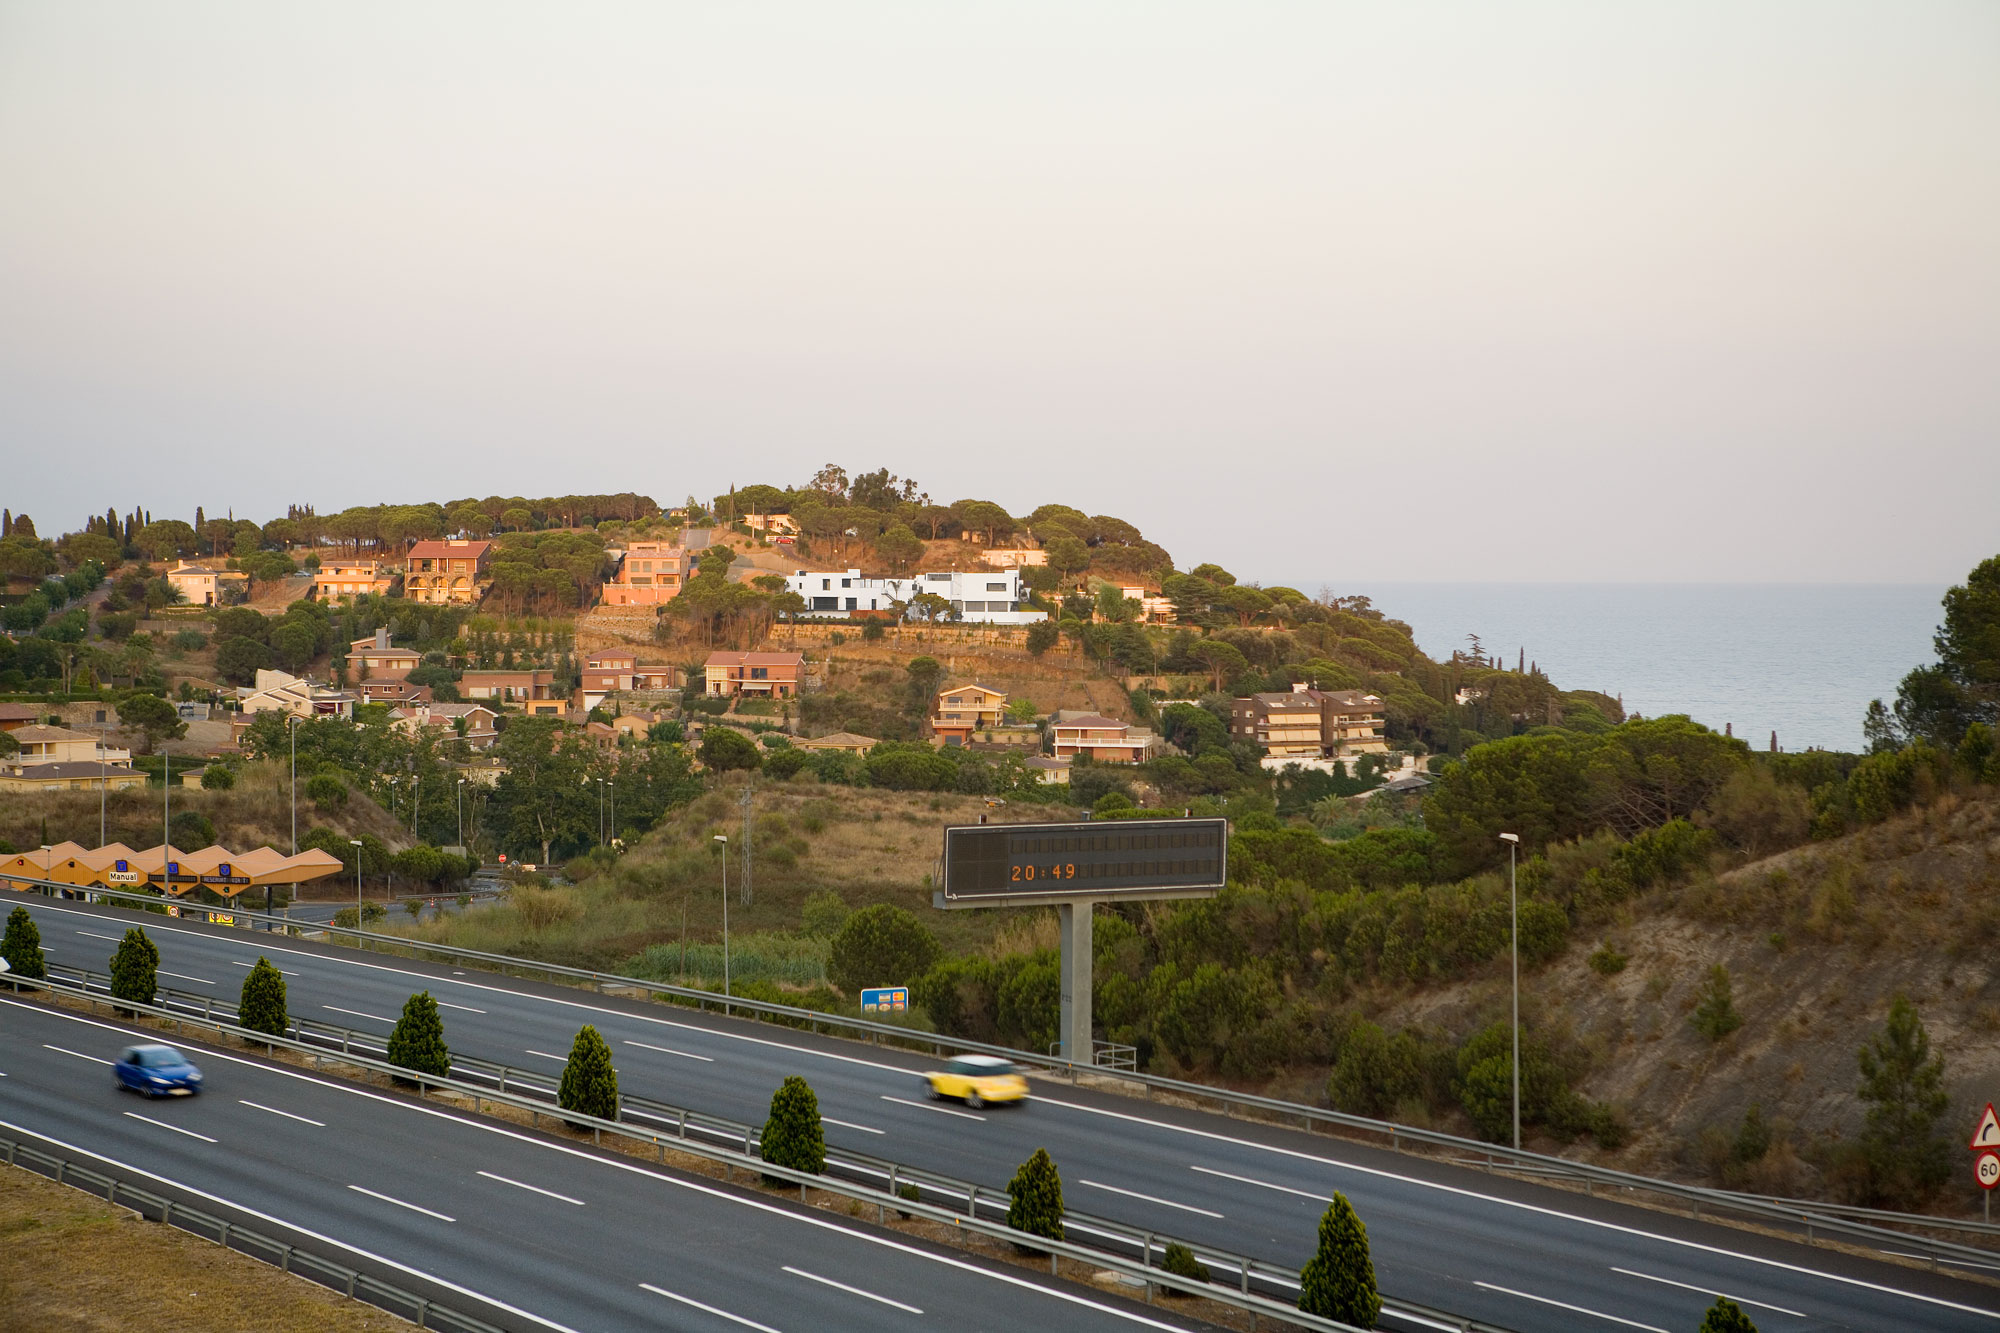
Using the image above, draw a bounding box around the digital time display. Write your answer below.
[939,818,1227,906]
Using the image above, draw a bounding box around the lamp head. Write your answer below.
[1498,832,1519,844]
[713,834,727,844]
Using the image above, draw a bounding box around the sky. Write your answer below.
[2,1,1996,586]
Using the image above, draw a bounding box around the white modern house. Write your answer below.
[782,569,1047,625]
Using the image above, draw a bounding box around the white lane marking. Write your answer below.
[477,1170,586,1206]
[158,970,215,986]
[77,929,123,941]
[436,1001,486,1014]
[880,1095,983,1121]
[322,1004,393,1024]
[0,1121,577,1333]
[1612,1268,1806,1318]
[230,960,301,975]
[239,1100,326,1127]
[640,1283,784,1331]
[1192,1165,1321,1201]
[43,1043,112,1065]
[0,998,1198,1333]
[1476,1282,1667,1331]
[348,1184,456,1222]
[783,1265,923,1314]
[1078,1179,1223,1218]
[622,1039,713,1062]
[523,1049,568,1062]
[819,1116,885,1135]
[123,1112,217,1143]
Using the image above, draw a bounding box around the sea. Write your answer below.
[1308,583,1950,755]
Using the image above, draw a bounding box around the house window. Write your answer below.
[840,579,851,588]
[987,582,1007,592]
[751,668,768,680]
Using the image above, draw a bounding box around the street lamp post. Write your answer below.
[288,714,301,855]
[349,838,364,937]
[456,778,465,852]
[1499,831,1521,1151]
[96,736,107,847]
[714,834,730,1010]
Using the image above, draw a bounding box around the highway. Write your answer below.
[14,893,2000,1332]
[0,994,1217,1333]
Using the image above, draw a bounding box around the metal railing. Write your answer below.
[0,1130,506,1333]
[5,973,1509,1333]
[21,877,2000,1270]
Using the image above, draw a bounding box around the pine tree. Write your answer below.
[1858,994,1950,1203]
[759,1074,826,1184]
[1691,965,1743,1041]
[1298,1191,1381,1327]
[386,990,450,1078]
[557,1024,619,1125]
[1006,1147,1065,1252]
[1698,1296,1759,1332]
[2,906,47,981]
[108,927,159,1008]
[237,956,289,1037]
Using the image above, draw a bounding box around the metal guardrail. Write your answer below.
[4,974,1507,1333]
[0,1130,506,1333]
[36,961,1504,1332]
[22,878,2000,1271]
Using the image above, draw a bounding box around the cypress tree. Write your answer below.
[759,1075,826,1185]
[108,927,159,1009]
[2,906,48,981]
[1006,1147,1065,1253]
[237,955,289,1037]
[557,1024,619,1126]
[1298,1191,1381,1327]
[1698,1296,1758,1332]
[386,990,450,1078]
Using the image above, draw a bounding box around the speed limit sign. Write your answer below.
[1977,1151,2000,1191]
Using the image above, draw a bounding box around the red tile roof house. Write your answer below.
[403,539,494,605]
[347,629,421,680]
[1051,712,1157,764]
[461,669,557,704]
[579,652,681,711]
[703,651,803,699]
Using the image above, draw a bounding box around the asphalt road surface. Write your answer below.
[0,996,1217,1333]
[14,893,2000,1333]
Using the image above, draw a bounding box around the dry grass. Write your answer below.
[385,780,1077,976]
[0,1159,409,1333]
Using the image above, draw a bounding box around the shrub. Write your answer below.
[759,1075,826,1184]
[168,810,216,848]
[764,748,811,779]
[558,1024,620,1125]
[1006,1148,1065,1252]
[200,763,236,791]
[1691,965,1743,1041]
[1327,1020,1431,1119]
[305,771,348,808]
[1698,1296,1759,1332]
[108,927,160,1007]
[237,956,289,1036]
[699,727,763,772]
[1298,1191,1380,1327]
[799,890,849,938]
[1856,994,1950,1205]
[2,906,47,981]
[1160,1242,1211,1287]
[1587,942,1628,975]
[386,991,451,1077]
[827,904,941,996]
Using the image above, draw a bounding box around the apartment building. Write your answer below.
[600,541,691,607]
[1230,684,1389,758]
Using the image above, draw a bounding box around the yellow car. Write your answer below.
[925,1055,1029,1109]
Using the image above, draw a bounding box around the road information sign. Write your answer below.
[1971,1104,2000,1151]
[860,987,909,1014]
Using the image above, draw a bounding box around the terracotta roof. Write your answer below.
[0,703,44,722]
[704,651,804,667]
[1053,715,1124,730]
[10,725,99,743]
[406,539,494,560]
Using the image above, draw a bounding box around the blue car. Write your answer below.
[114,1045,203,1098]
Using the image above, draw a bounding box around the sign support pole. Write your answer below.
[1059,899,1093,1067]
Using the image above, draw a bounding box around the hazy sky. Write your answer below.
[3,2,1995,584]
